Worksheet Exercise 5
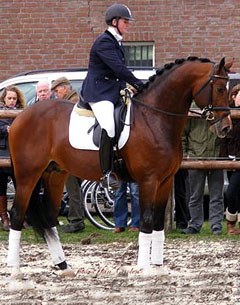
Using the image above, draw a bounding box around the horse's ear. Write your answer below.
[217,57,234,73]
[218,57,225,72]
[224,57,234,72]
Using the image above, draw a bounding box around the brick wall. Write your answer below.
[0,0,239,81]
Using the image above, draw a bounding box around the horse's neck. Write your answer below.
[148,62,210,114]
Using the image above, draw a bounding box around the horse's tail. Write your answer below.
[26,179,55,239]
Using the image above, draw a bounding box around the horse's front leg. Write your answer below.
[137,179,171,270]
[137,206,165,269]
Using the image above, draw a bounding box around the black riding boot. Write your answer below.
[99,129,120,190]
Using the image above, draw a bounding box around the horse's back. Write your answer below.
[9,100,73,161]
[13,99,72,124]
[10,100,72,137]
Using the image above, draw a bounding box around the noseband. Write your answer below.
[192,64,230,124]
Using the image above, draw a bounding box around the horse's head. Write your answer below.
[193,57,233,138]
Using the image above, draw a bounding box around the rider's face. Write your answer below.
[117,18,130,35]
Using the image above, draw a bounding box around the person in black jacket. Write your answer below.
[220,84,240,235]
[0,86,26,231]
[81,4,143,189]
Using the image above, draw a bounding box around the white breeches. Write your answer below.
[89,101,115,138]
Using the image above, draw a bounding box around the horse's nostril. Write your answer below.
[222,126,231,137]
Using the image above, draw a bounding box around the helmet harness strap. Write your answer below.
[112,17,122,36]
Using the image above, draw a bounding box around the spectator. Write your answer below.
[51,77,85,233]
[220,84,240,235]
[113,182,140,233]
[0,86,26,231]
[35,80,52,102]
[80,4,143,189]
[174,169,190,230]
[181,113,224,235]
[51,77,79,103]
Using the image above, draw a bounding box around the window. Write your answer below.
[124,42,154,68]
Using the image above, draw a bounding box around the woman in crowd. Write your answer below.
[0,85,26,231]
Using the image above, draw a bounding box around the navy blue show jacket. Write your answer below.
[81,30,143,104]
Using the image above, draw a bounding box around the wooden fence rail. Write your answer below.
[2,158,240,169]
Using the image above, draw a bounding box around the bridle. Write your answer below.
[191,64,230,123]
[131,63,230,124]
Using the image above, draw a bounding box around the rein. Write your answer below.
[132,96,190,118]
[131,63,230,123]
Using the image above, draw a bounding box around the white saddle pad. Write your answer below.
[69,103,131,150]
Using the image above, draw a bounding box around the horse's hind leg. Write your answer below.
[44,227,73,276]
[41,169,74,275]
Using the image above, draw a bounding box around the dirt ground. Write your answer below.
[0,239,240,305]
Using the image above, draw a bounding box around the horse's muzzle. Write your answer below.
[209,115,232,138]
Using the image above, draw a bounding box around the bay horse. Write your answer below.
[6,57,232,279]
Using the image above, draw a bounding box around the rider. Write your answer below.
[80,3,144,189]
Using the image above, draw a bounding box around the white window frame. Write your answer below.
[123,42,155,68]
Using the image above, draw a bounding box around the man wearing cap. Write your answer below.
[51,77,79,103]
[51,76,85,233]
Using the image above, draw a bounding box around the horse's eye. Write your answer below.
[217,87,225,95]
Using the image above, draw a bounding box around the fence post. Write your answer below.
[164,183,174,232]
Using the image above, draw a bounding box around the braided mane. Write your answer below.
[141,56,212,91]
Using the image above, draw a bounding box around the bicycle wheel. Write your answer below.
[83,180,113,230]
[7,178,15,200]
[92,182,115,227]
[81,179,92,195]
[93,182,132,228]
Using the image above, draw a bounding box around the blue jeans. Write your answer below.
[114,182,140,228]
[188,169,224,231]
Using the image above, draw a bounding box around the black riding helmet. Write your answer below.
[105,4,134,25]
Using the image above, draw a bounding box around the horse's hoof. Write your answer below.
[122,265,149,277]
[8,279,35,292]
[149,265,169,276]
[10,267,24,280]
[61,267,75,278]
[123,265,169,277]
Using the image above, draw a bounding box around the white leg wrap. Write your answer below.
[137,232,152,269]
[6,229,21,267]
[151,230,165,265]
[226,208,237,222]
[238,213,240,223]
[44,227,65,265]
